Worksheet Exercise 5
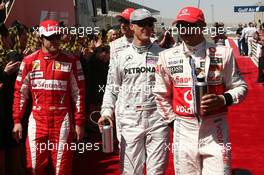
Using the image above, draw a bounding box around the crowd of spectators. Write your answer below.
[236,21,264,83]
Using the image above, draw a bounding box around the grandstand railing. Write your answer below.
[251,41,262,66]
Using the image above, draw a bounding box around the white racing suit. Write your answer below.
[154,41,248,175]
[109,36,133,142]
[101,42,169,175]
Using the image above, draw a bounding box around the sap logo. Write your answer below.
[175,76,192,84]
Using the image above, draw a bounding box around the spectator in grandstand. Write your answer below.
[23,25,40,55]
[212,22,227,46]
[81,45,110,114]
[247,22,257,56]
[236,23,243,55]
[96,29,108,47]
[240,23,248,56]
[0,72,3,175]
[9,20,29,54]
[241,22,257,56]
[0,51,24,175]
[256,23,264,83]
[0,0,6,23]
[107,29,119,43]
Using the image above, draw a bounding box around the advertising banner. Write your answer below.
[234,6,264,13]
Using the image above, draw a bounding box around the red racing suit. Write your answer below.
[154,40,248,175]
[13,50,85,175]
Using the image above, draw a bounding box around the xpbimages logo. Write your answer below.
[36,141,100,153]
[164,142,232,152]
[165,25,233,37]
[33,25,101,37]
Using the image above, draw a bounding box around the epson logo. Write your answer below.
[124,67,156,75]
[169,65,183,74]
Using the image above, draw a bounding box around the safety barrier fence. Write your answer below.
[251,41,264,66]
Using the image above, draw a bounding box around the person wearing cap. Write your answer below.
[111,7,135,56]
[99,8,135,145]
[12,19,85,175]
[99,8,169,174]
[154,6,248,175]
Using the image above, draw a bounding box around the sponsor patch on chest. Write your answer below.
[168,59,183,65]
[124,67,155,75]
[31,79,67,91]
[32,60,40,71]
[53,61,72,72]
[30,71,44,79]
[146,55,158,64]
[169,65,183,74]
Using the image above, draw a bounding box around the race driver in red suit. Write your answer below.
[12,20,85,175]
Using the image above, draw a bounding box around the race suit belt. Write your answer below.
[32,106,68,111]
[135,103,157,111]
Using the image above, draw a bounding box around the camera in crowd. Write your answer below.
[6,50,23,63]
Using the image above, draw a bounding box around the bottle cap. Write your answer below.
[197,73,205,82]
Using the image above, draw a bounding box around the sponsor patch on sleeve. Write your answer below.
[77,70,85,81]
[76,61,82,70]
[17,62,25,81]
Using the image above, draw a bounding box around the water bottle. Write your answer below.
[194,74,208,117]
[102,125,114,153]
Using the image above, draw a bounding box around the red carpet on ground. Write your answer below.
[73,39,264,175]
[228,39,264,175]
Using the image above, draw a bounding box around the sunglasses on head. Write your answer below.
[118,18,130,24]
[43,34,61,41]
[133,20,154,28]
